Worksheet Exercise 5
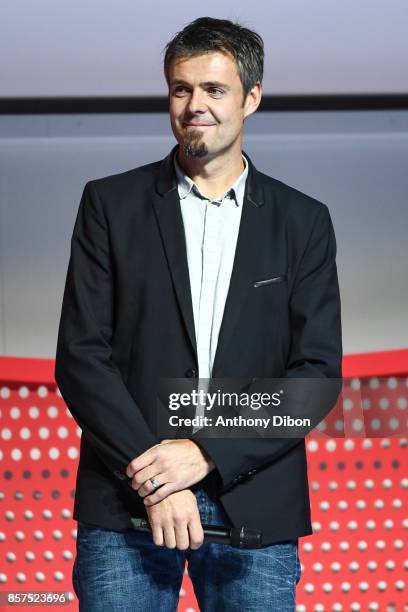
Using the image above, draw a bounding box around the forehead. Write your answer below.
[168,51,240,84]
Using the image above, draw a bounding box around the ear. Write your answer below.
[243,82,262,119]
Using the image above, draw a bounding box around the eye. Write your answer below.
[172,86,189,96]
[207,87,224,97]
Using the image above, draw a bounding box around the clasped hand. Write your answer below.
[125,439,215,506]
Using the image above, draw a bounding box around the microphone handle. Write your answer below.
[130,517,262,548]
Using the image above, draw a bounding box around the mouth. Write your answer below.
[182,123,215,128]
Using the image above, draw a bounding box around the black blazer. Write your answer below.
[55,145,342,546]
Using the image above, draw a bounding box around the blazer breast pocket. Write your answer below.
[253,274,287,288]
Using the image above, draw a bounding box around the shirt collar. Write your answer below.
[173,151,248,207]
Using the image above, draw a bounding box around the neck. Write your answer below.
[176,144,245,200]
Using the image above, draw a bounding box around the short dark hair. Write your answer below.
[163,17,264,100]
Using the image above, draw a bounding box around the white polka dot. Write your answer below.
[351,378,361,390]
[375,540,386,550]
[67,447,78,459]
[307,440,319,452]
[304,583,314,593]
[369,378,380,389]
[392,499,402,509]
[374,499,384,509]
[385,560,395,570]
[321,542,331,552]
[358,540,368,551]
[9,407,21,419]
[16,572,26,582]
[365,479,375,489]
[397,397,407,409]
[380,438,391,448]
[344,439,355,451]
[11,449,22,461]
[356,499,366,509]
[0,387,11,399]
[362,439,373,449]
[37,385,48,398]
[349,561,359,571]
[351,603,361,611]
[371,418,381,430]
[362,398,371,410]
[348,520,358,530]
[347,480,357,490]
[338,500,348,511]
[19,427,31,440]
[366,520,376,530]
[326,440,336,452]
[359,582,369,592]
[312,521,322,532]
[387,376,398,389]
[49,447,60,460]
[343,398,353,411]
[47,406,58,418]
[28,407,39,419]
[1,429,12,440]
[334,419,344,431]
[367,560,377,571]
[379,397,389,409]
[312,562,323,572]
[57,426,69,439]
[328,480,338,490]
[377,580,387,591]
[30,448,41,460]
[384,519,394,529]
[389,418,399,430]
[382,478,392,488]
[323,582,333,592]
[18,386,29,398]
[394,539,404,549]
[339,541,349,551]
[368,603,379,611]
[303,542,313,552]
[341,582,351,592]
[0,450,3,461]
[401,478,408,488]
[320,501,330,511]
[331,562,341,572]
[353,418,363,431]
[329,521,340,531]
[395,580,405,590]
[38,427,50,439]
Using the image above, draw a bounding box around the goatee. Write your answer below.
[182,130,208,158]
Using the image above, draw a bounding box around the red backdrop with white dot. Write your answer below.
[0,363,407,612]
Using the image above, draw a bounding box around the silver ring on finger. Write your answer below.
[150,477,160,490]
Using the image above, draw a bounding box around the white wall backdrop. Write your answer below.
[1,0,407,97]
[0,110,407,358]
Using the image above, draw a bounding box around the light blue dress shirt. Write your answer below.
[173,152,248,429]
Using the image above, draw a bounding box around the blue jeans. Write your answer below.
[73,487,301,611]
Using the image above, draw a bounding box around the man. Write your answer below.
[55,16,342,612]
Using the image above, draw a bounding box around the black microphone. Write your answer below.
[130,517,262,549]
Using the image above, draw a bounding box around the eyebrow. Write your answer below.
[171,79,231,91]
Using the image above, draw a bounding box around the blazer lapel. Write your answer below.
[211,152,268,376]
[152,147,197,358]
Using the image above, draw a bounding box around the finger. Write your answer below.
[136,473,167,498]
[188,518,204,550]
[163,524,176,549]
[143,482,178,506]
[126,449,158,477]
[131,467,164,492]
[174,521,190,550]
[151,525,164,547]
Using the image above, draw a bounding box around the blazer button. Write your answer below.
[185,368,198,378]
[113,470,126,480]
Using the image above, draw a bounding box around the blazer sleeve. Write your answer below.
[193,203,342,492]
[55,181,160,482]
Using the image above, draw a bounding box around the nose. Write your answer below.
[185,88,207,115]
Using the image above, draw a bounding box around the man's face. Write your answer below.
[168,51,255,159]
